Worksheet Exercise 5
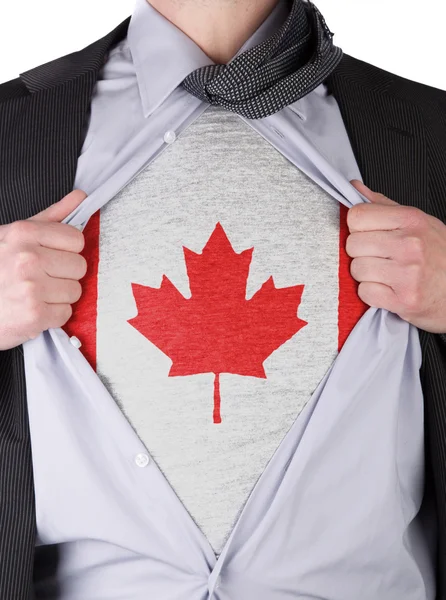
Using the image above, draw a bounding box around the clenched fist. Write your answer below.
[0,190,88,350]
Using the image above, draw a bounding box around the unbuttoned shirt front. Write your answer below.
[27,0,436,598]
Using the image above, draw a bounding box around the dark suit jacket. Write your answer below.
[0,16,446,599]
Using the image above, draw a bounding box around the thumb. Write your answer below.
[28,189,88,223]
[350,179,399,206]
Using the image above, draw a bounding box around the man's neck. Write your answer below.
[146,0,283,63]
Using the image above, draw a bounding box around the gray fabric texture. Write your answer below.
[91,105,344,556]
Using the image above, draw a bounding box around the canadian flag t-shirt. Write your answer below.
[62,106,368,555]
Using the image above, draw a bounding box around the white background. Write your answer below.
[0,0,445,90]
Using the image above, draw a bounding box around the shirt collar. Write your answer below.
[127,0,307,120]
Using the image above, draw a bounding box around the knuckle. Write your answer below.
[14,250,39,276]
[345,234,356,256]
[77,255,88,278]
[60,304,73,325]
[74,254,88,279]
[400,265,424,298]
[347,204,365,229]
[350,259,357,278]
[357,282,373,306]
[60,281,82,304]
[26,302,45,326]
[408,263,424,285]
[59,224,85,252]
[7,220,37,240]
[357,281,367,300]
[350,257,363,280]
[20,279,40,299]
[404,206,427,230]
[402,287,423,313]
[71,280,83,303]
[72,229,85,252]
[402,236,426,263]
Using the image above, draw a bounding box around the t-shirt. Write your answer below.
[62,105,367,555]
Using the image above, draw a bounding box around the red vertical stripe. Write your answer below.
[338,203,368,352]
[62,209,100,372]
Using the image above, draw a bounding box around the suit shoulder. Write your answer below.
[0,43,85,105]
[387,67,446,110]
[0,16,130,103]
[340,53,445,109]
[0,38,92,101]
[0,76,29,103]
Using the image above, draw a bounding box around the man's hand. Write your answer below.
[0,190,88,351]
[347,179,446,333]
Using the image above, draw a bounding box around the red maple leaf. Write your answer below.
[127,223,307,423]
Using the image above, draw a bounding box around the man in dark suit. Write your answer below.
[0,0,446,597]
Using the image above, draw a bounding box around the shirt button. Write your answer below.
[135,453,150,468]
[164,130,176,144]
[70,336,82,348]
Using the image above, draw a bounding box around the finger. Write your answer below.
[26,303,74,339]
[346,230,403,259]
[35,221,85,253]
[40,276,83,305]
[4,220,85,253]
[40,303,74,332]
[39,246,88,280]
[350,256,399,289]
[350,180,399,206]
[29,189,87,223]
[357,281,401,313]
[347,203,415,233]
